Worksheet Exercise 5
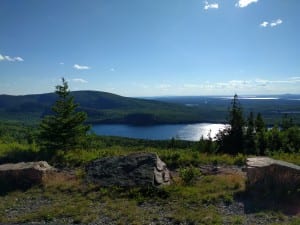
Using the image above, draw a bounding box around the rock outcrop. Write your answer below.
[0,161,55,190]
[246,157,300,192]
[85,152,171,187]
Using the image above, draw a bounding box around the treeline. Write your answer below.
[0,81,299,164]
[200,94,300,155]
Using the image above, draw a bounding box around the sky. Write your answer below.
[0,0,300,96]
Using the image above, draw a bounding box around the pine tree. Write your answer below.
[245,112,256,154]
[38,78,90,153]
[216,94,245,154]
[281,114,294,131]
[255,113,265,133]
[255,113,267,155]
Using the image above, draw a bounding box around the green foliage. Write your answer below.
[216,95,300,155]
[245,111,257,155]
[196,131,217,153]
[179,166,201,185]
[281,114,295,131]
[38,78,90,154]
[2,92,300,126]
[216,94,245,154]
[0,120,299,224]
[255,113,266,133]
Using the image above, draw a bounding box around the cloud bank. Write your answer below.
[181,77,300,94]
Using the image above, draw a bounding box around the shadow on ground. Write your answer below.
[235,188,300,215]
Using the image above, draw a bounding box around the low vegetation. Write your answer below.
[0,122,300,224]
[0,81,299,224]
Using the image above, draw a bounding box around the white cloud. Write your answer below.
[260,21,269,27]
[59,62,64,65]
[270,19,283,27]
[181,78,300,95]
[204,1,219,10]
[289,77,300,81]
[110,68,115,72]
[183,84,202,89]
[72,78,88,83]
[260,19,283,28]
[131,82,150,89]
[73,64,90,70]
[235,0,258,8]
[156,84,171,91]
[0,54,24,62]
[14,57,24,62]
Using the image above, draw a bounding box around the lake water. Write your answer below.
[92,123,228,141]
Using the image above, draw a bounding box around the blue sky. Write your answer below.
[0,0,299,96]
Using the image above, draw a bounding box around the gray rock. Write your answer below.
[246,157,300,191]
[0,161,55,189]
[85,152,171,187]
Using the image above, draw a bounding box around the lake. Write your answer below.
[92,123,228,141]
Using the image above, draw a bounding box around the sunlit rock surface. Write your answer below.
[0,161,55,189]
[246,157,300,191]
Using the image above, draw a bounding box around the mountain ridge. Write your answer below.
[1,91,300,125]
[0,90,206,125]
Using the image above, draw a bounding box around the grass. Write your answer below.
[1,135,300,224]
[0,170,245,225]
[1,170,298,225]
[56,146,247,169]
[268,151,300,166]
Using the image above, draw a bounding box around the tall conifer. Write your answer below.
[217,94,245,154]
[38,78,89,153]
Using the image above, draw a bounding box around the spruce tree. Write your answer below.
[255,113,267,155]
[255,113,265,133]
[38,78,90,153]
[245,112,256,154]
[216,94,245,154]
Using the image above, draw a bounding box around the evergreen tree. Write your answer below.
[254,113,267,155]
[216,94,245,154]
[245,112,257,154]
[254,113,265,133]
[281,114,294,131]
[38,78,90,153]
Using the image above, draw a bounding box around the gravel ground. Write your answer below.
[1,166,299,225]
[2,198,297,225]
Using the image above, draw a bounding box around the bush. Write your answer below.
[179,166,201,185]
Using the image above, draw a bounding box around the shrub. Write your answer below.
[179,166,201,185]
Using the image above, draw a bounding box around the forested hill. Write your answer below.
[0,91,208,124]
[1,91,300,125]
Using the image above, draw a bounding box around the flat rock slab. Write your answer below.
[0,161,55,190]
[246,157,300,191]
[85,152,171,187]
[0,161,53,172]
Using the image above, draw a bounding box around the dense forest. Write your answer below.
[1,91,300,125]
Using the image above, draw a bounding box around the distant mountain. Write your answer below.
[0,91,209,125]
[1,92,299,125]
